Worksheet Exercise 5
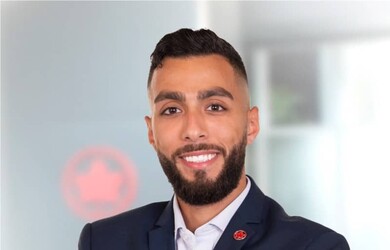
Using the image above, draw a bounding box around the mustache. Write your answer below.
[172,143,226,159]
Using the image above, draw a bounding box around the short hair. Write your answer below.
[147,28,247,87]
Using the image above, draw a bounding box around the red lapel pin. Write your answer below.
[233,230,247,240]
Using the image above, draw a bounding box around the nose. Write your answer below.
[181,110,207,142]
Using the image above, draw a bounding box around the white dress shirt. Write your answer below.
[173,177,251,250]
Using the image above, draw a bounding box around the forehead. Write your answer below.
[148,55,246,96]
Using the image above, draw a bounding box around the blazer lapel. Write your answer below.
[147,177,268,250]
[214,222,257,250]
[214,177,269,250]
[148,200,175,250]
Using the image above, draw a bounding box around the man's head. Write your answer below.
[145,28,259,206]
[147,28,247,87]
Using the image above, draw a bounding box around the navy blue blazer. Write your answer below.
[79,177,349,249]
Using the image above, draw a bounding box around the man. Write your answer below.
[79,28,349,250]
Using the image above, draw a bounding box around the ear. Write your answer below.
[246,106,260,145]
[144,116,156,149]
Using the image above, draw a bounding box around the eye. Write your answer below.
[161,107,182,115]
[206,104,225,112]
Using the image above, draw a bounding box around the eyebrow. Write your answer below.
[154,87,234,104]
[154,91,185,103]
[197,87,234,100]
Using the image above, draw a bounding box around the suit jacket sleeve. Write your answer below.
[78,223,92,250]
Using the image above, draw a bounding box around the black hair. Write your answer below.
[147,28,247,87]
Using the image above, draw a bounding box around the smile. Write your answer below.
[183,154,217,163]
[178,150,220,169]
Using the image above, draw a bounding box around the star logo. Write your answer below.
[76,158,123,202]
[233,230,247,241]
[61,146,138,221]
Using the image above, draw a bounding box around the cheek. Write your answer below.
[208,119,246,145]
[152,122,179,153]
[153,131,168,150]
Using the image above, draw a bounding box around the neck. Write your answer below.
[176,174,247,232]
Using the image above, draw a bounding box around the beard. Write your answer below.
[157,134,247,206]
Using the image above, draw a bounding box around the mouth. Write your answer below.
[178,150,220,169]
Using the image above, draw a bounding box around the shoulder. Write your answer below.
[243,177,349,249]
[264,196,349,249]
[78,201,169,250]
[92,201,169,230]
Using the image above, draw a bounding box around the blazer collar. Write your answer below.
[148,176,269,250]
[213,176,269,250]
[148,199,175,250]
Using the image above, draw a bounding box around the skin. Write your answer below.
[145,54,260,232]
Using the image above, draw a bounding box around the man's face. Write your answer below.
[145,55,259,205]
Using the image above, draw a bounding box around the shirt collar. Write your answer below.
[173,196,187,240]
[173,177,251,238]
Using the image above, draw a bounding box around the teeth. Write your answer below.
[184,154,216,163]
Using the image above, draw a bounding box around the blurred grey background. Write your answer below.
[2,1,390,249]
